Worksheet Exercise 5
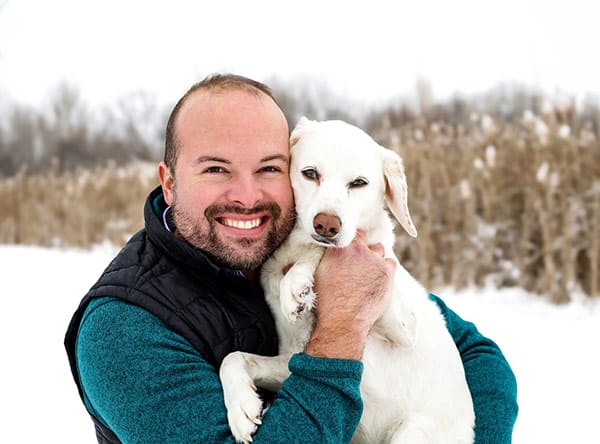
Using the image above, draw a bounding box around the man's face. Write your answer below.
[159,89,295,270]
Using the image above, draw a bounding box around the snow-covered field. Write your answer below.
[2,244,599,443]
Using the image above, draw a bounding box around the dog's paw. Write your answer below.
[227,390,263,444]
[279,270,316,322]
[220,354,263,443]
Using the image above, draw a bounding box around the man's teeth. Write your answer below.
[222,218,262,230]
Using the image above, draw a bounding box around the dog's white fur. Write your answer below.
[219,118,475,443]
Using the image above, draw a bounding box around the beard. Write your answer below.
[171,192,295,270]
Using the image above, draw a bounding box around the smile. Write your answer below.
[219,217,264,230]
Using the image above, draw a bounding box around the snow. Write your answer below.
[2,245,599,443]
[1,244,117,443]
[439,287,600,443]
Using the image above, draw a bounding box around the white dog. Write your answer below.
[219,118,475,443]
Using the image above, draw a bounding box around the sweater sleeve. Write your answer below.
[76,297,363,444]
[429,294,518,444]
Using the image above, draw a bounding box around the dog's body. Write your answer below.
[219,118,474,443]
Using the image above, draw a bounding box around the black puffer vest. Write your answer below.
[64,186,279,443]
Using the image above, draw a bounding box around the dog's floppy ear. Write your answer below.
[381,147,418,237]
[290,116,313,148]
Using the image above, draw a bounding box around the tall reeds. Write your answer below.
[0,98,598,302]
[0,161,156,247]
[376,105,600,301]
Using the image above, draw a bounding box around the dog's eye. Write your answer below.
[301,168,319,181]
[349,177,369,188]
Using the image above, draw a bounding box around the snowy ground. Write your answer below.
[2,244,599,443]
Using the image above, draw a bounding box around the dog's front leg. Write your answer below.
[278,246,324,322]
[242,352,293,392]
[220,352,292,443]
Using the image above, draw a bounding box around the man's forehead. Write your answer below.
[181,87,270,114]
[176,88,285,133]
[174,88,289,161]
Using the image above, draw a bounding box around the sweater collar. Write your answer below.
[144,186,248,279]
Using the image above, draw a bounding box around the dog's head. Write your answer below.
[289,117,417,247]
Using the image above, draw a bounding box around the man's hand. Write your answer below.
[305,230,396,360]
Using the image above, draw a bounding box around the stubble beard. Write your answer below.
[171,191,295,270]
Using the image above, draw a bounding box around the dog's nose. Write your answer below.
[313,212,342,238]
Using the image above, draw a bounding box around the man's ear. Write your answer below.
[381,147,417,238]
[158,161,174,205]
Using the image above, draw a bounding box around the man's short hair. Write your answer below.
[164,74,279,174]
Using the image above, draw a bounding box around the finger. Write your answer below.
[385,258,397,272]
[368,242,385,257]
[354,229,367,243]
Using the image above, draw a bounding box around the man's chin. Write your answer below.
[213,251,266,270]
[208,236,271,270]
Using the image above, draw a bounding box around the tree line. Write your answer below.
[0,79,599,301]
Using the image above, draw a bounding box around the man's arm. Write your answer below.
[77,297,364,443]
[77,233,395,443]
[430,294,518,444]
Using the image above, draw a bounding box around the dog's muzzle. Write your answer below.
[311,234,339,246]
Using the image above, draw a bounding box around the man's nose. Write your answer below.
[226,175,264,208]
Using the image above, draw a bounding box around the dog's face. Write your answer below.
[289,118,417,248]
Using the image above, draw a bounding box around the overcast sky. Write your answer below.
[0,0,598,110]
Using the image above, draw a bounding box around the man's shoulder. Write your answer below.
[78,296,192,352]
[80,296,165,335]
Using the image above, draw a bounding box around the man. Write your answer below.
[65,74,518,443]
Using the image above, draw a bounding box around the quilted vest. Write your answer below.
[64,186,279,443]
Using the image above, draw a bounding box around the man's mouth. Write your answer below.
[219,217,264,230]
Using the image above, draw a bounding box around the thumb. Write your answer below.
[384,258,397,272]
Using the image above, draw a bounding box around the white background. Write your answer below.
[1,0,599,109]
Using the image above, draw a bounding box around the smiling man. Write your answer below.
[65,74,517,443]
[158,85,295,273]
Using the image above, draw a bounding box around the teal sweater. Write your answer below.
[76,295,517,443]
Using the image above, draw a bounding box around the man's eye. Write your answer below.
[301,168,319,181]
[260,166,282,173]
[349,177,369,188]
[204,166,226,174]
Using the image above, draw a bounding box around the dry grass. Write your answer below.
[0,161,157,247]
[372,107,600,302]
[0,106,598,301]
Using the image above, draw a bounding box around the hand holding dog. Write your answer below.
[305,230,396,360]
